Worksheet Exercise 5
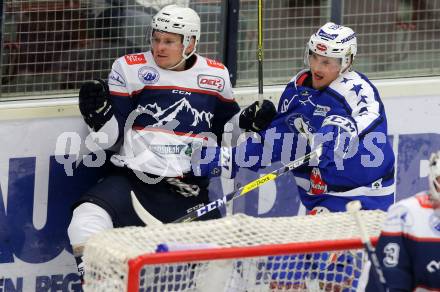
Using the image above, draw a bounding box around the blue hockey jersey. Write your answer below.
[213,69,395,212]
[366,192,440,291]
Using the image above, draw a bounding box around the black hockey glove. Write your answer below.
[78,79,113,131]
[239,100,276,132]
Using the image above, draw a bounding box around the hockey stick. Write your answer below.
[132,145,322,225]
[257,0,264,105]
[346,201,388,292]
[172,144,323,223]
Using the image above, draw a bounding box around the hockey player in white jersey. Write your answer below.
[366,151,440,291]
[67,4,275,281]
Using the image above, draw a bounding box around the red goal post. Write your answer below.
[83,211,386,292]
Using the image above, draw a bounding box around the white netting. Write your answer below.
[83,211,386,292]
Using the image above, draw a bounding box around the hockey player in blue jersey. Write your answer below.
[194,22,395,214]
[190,22,396,291]
[67,4,275,281]
[366,150,440,292]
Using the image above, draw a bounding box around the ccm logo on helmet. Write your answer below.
[156,17,170,23]
[198,75,225,92]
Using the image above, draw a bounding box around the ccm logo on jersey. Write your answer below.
[198,75,225,92]
[172,89,191,95]
[322,115,357,135]
[206,58,225,69]
[125,54,147,65]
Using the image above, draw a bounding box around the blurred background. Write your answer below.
[1,0,439,99]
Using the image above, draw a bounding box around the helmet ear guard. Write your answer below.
[305,22,357,74]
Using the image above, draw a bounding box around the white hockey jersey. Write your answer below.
[100,51,240,177]
[366,192,440,291]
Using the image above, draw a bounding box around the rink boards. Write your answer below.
[0,77,440,291]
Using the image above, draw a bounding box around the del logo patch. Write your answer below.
[198,75,225,92]
[125,54,147,65]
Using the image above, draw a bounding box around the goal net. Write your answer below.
[83,211,386,292]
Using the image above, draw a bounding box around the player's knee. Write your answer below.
[68,202,113,246]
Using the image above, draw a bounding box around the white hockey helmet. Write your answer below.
[305,22,357,73]
[151,5,200,60]
[429,151,440,203]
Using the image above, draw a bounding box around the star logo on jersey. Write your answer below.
[357,95,368,105]
[350,84,363,96]
[358,107,368,116]
[340,77,352,84]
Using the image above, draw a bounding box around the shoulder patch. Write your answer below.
[124,54,147,65]
[416,193,435,209]
[108,69,126,87]
[206,58,225,69]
